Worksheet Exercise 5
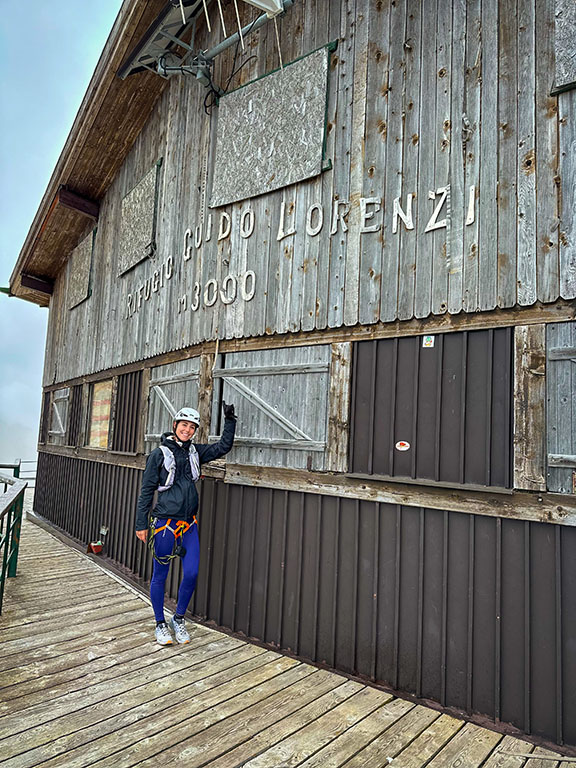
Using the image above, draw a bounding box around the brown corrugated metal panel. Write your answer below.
[33,457,576,748]
[350,329,513,488]
[66,385,83,447]
[196,481,575,747]
[111,371,142,453]
[35,452,149,581]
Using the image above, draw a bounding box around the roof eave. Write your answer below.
[9,0,170,305]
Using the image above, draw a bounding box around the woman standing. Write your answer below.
[135,401,236,645]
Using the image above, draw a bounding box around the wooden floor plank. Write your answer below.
[128,668,345,768]
[204,681,366,768]
[387,713,465,768]
[3,573,115,599]
[0,621,215,692]
[0,597,144,643]
[340,704,441,767]
[0,626,154,689]
[13,579,145,607]
[0,642,265,763]
[425,721,503,767]
[482,734,537,767]
[238,690,402,768]
[295,697,417,768]
[0,605,153,658]
[0,584,133,621]
[0,627,217,713]
[0,615,153,673]
[526,747,563,768]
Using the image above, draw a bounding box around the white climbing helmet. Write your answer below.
[173,407,200,426]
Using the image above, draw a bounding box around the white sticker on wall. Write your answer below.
[422,335,435,348]
[395,441,411,451]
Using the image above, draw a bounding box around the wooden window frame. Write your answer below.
[85,378,115,451]
[513,325,547,491]
[47,388,71,445]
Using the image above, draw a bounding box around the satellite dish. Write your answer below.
[242,0,284,18]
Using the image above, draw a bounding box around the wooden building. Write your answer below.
[10,0,576,749]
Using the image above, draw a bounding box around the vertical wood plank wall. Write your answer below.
[34,454,576,748]
[42,0,573,385]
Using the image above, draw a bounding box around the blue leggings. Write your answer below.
[150,521,200,622]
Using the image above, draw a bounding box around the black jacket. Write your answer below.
[135,417,236,530]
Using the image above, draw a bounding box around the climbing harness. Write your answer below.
[148,516,197,565]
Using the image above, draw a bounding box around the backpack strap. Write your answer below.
[189,445,200,482]
[157,445,176,491]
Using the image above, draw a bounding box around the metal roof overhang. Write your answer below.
[8,0,176,306]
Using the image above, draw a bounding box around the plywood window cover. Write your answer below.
[88,380,113,449]
[68,231,94,310]
[118,161,162,276]
[209,45,332,207]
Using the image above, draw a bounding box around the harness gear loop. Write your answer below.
[148,517,197,565]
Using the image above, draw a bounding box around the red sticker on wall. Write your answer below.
[395,441,411,451]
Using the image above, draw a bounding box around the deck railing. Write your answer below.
[0,470,27,614]
[18,459,37,489]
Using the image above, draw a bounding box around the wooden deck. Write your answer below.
[0,519,571,768]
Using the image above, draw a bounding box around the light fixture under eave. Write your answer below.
[242,0,283,17]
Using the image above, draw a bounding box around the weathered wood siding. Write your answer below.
[43,0,572,385]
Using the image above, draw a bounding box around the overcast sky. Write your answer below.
[0,1,122,467]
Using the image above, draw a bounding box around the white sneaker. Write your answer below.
[155,622,173,645]
[169,616,190,644]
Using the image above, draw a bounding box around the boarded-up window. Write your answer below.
[68,231,94,309]
[118,161,162,276]
[210,47,331,207]
[210,346,332,470]
[111,371,142,453]
[145,359,201,452]
[350,329,513,489]
[88,380,113,449]
[546,321,576,494]
[48,388,70,446]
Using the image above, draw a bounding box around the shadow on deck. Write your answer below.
[0,517,571,768]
